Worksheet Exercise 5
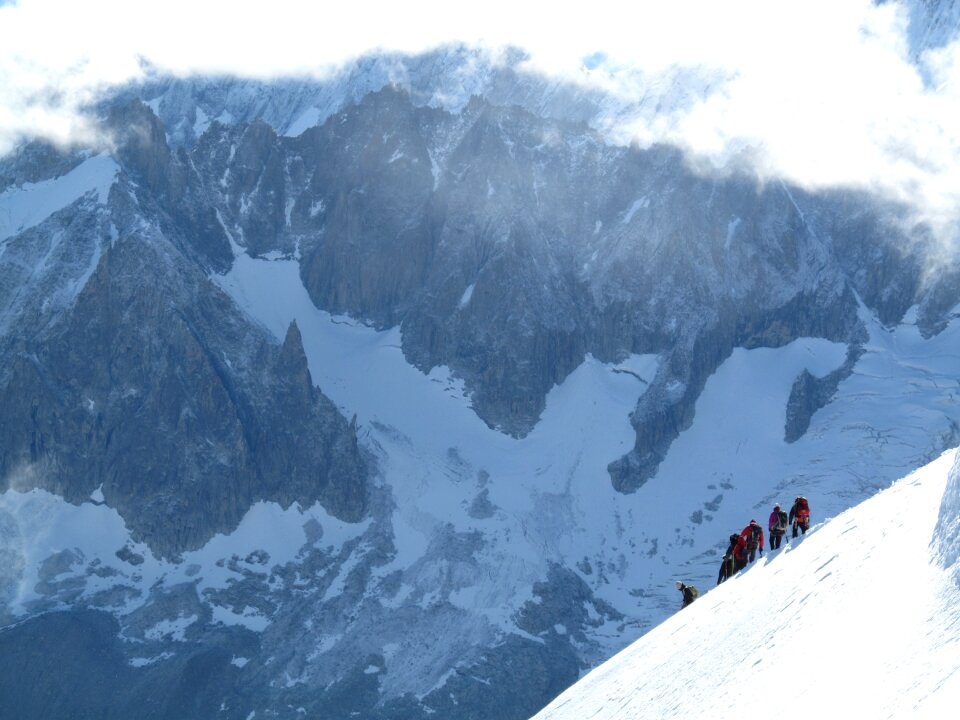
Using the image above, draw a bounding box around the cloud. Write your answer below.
[1,0,958,249]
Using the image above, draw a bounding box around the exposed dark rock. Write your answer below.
[785,345,865,443]
[468,488,496,519]
[93,89,931,456]
[704,495,724,512]
[516,563,623,641]
[917,267,960,337]
[107,99,234,273]
[0,180,367,558]
[0,141,85,187]
[116,545,145,565]
[418,634,580,720]
[296,87,439,328]
[34,550,87,601]
[193,119,293,258]
[0,610,254,720]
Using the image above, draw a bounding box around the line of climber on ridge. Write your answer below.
[676,495,811,609]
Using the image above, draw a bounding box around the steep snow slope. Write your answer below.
[534,449,960,719]
[0,152,117,342]
[0,152,116,241]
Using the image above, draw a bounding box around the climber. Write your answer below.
[676,581,699,608]
[740,519,764,563]
[732,532,749,572]
[768,504,789,550]
[717,533,739,584]
[789,496,811,538]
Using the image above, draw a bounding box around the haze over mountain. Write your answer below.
[0,1,958,718]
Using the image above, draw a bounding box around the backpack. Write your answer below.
[776,510,789,531]
[797,497,809,512]
[684,585,699,602]
[746,524,762,549]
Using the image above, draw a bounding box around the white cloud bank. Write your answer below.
[1,0,958,245]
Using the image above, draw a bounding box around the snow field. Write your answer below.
[0,153,117,242]
[214,253,662,632]
[0,486,368,631]
[213,253,960,645]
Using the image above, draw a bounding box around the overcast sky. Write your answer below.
[1,0,958,251]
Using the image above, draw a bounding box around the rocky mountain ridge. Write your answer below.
[127,81,955,483]
[0,104,368,558]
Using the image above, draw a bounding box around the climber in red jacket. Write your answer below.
[740,519,764,563]
[789,496,811,537]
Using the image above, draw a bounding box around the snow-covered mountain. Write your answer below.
[0,9,959,718]
[131,44,718,154]
[533,449,960,718]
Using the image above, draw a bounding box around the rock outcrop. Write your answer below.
[0,124,367,558]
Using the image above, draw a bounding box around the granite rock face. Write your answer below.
[0,609,254,720]
[0,120,367,558]
[784,345,865,444]
[22,86,943,502]
[144,86,951,457]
